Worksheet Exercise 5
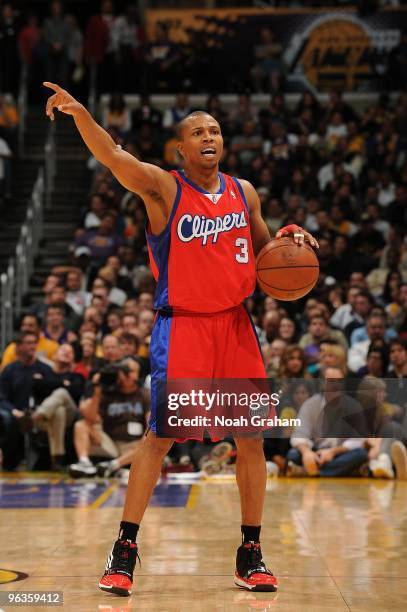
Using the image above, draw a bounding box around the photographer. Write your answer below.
[81,334,124,399]
[69,357,148,477]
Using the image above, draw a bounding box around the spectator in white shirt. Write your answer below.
[347,314,387,373]
[97,266,127,307]
[331,294,360,339]
[326,112,347,149]
[83,194,107,229]
[377,171,396,208]
[366,202,390,241]
[65,269,89,316]
[318,156,355,192]
[162,93,191,129]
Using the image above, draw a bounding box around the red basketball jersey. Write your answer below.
[146,170,255,313]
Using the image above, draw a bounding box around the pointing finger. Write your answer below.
[43,81,61,93]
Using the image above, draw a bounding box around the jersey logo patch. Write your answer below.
[203,193,222,205]
[177,211,248,246]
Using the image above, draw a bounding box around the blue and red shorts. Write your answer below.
[149,304,268,439]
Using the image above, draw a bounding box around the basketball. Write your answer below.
[256,237,319,301]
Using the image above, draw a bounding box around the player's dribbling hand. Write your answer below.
[43,81,83,121]
[276,224,319,249]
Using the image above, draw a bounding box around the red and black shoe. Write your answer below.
[234,542,278,592]
[98,539,140,596]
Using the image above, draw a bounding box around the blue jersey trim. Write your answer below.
[146,178,182,243]
[231,177,249,212]
[179,169,226,195]
[146,178,182,309]
[243,303,265,365]
[149,314,172,435]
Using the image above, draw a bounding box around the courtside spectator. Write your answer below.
[1,314,59,369]
[30,344,84,470]
[0,333,56,470]
[287,367,368,477]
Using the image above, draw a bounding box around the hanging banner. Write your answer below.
[146,7,405,92]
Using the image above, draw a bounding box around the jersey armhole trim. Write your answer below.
[232,177,249,212]
[146,177,182,242]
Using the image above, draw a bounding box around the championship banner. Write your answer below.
[146,7,406,92]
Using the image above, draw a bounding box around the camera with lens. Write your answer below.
[98,363,130,393]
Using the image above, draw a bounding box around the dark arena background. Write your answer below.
[0,0,407,610]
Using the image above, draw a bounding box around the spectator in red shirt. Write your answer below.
[18,14,41,66]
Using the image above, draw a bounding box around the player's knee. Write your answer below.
[144,432,174,457]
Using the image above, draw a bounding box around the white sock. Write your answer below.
[110,459,120,471]
[79,456,91,464]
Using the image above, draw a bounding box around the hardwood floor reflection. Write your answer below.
[1,476,407,610]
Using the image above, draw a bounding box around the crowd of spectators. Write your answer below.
[0,0,406,478]
[1,0,406,100]
[0,84,406,480]
[1,0,405,203]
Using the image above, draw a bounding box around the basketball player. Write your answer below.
[44,82,318,596]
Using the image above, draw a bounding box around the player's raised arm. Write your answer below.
[43,82,176,231]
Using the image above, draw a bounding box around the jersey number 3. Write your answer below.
[235,238,249,264]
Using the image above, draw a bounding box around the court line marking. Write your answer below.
[294,509,351,610]
[1,486,40,495]
[186,484,199,508]
[0,471,66,479]
[89,483,118,509]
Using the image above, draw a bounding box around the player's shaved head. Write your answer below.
[176,111,223,168]
[176,111,219,140]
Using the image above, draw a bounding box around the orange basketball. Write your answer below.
[256,237,319,301]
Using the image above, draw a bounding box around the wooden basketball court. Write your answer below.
[0,473,406,611]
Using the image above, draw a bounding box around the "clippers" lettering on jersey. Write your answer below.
[177,211,248,246]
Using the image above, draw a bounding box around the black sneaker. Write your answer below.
[50,455,65,472]
[99,539,140,596]
[234,542,277,591]
[97,461,118,478]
